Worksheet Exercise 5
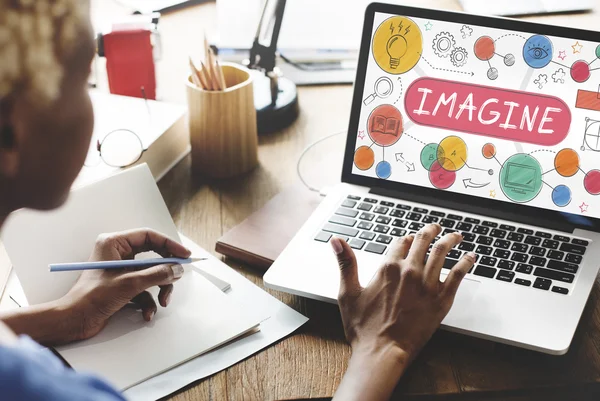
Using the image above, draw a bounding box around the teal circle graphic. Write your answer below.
[376,161,392,179]
[596,44,600,59]
[552,185,572,207]
[499,154,543,203]
[420,143,439,171]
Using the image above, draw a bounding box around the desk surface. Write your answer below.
[91,1,600,400]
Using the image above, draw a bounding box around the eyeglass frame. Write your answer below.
[89,128,147,168]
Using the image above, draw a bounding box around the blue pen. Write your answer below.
[49,257,207,272]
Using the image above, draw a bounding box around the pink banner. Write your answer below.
[404,77,571,146]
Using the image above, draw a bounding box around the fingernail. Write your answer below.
[330,238,343,255]
[165,292,172,306]
[171,264,184,279]
[467,252,476,260]
[149,310,155,321]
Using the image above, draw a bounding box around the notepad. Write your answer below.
[1,164,265,389]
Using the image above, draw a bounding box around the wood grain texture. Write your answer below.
[187,63,258,178]
[90,1,600,400]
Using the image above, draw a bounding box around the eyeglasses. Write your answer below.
[84,129,146,168]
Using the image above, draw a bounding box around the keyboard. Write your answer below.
[314,194,591,296]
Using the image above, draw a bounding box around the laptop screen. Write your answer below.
[349,7,600,224]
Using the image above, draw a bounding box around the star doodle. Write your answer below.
[489,189,496,198]
[580,202,589,213]
[424,21,433,31]
[572,41,583,54]
[358,131,365,140]
[558,50,566,60]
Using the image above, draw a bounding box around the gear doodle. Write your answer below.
[552,68,566,84]
[432,32,456,58]
[450,47,468,67]
[460,25,473,39]
[534,74,548,89]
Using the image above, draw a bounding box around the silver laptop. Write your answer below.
[264,3,600,355]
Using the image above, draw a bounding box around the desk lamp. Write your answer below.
[247,0,299,134]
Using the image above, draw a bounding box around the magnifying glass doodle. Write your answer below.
[363,76,394,106]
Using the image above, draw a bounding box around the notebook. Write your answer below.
[0,164,265,390]
[215,185,322,270]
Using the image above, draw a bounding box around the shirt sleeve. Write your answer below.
[0,336,126,401]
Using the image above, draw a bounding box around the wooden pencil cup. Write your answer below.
[186,62,258,178]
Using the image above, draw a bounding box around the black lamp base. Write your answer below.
[251,71,299,134]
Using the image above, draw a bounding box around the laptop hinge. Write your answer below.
[370,187,576,234]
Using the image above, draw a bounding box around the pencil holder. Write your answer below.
[186,62,259,178]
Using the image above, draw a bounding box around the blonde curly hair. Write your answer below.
[0,0,90,105]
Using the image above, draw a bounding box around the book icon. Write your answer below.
[372,115,401,137]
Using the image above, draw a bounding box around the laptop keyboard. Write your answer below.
[314,195,591,296]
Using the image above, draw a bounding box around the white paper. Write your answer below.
[0,165,260,391]
[58,269,260,390]
[124,234,309,401]
[1,165,179,305]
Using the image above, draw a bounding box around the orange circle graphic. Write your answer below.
[354,146,375,170]
[482,143,496,159]
[367,104,403,147]
[554,148,580,177]
[474,36,495,61]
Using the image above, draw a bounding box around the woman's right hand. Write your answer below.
[331,224,476,401]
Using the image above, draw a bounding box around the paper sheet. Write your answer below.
[0,165,265,391]
[1,164,183,305]
[124,234,309,401]
[58,268,261,390]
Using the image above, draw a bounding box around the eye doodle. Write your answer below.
[523,35,553,68]
[528,46,549,60]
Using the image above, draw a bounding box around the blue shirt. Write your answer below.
[0,336,125,401]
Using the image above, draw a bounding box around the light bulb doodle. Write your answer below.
[372,16,423,74]
[386,35,408,69]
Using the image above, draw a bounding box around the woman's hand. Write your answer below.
[0,228,191,346]
[331,224,476,401]
[61,228,192,341]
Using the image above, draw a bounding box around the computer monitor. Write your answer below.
[343,4,600,229]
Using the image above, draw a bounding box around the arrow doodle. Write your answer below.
[419,55,475,76]
[463,178,490,189]
[394,77,404,105]
[395,153,415,172]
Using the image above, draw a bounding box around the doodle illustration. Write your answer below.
[552,68,566,84]
[534,74,548,89]
[363,77,394,105]
[372,16,423,74]
[460,25,473,39]
[355,14,600,215]
[523,35,553,68]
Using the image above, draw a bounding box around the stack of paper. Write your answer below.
[0,165,306,394]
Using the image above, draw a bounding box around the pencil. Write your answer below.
[49,257,207,272]
[199,61,214,91]
[215,59,227,90]
[188,57,203,88]
[207,47,221,91]
[189,56,210,90]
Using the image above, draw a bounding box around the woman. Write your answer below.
[0,1,475,400]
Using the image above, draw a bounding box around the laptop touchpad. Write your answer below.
[442,276,480,325]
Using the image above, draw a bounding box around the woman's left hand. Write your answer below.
[60,228,192,341]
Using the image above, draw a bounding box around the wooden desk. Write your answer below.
[91,1,600,400]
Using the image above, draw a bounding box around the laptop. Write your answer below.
[264,3,600,355]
